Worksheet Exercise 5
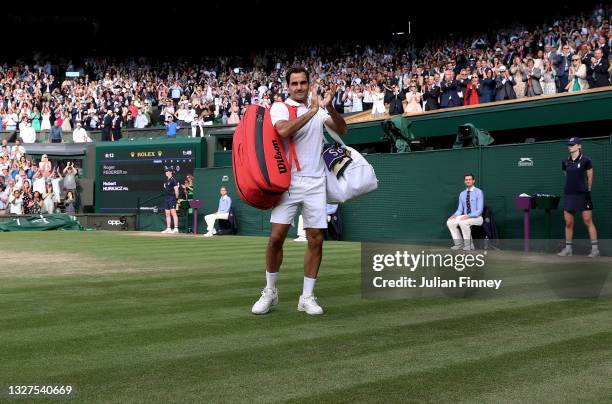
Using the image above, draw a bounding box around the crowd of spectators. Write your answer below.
[0,138,79,215]
[0,4,609,142]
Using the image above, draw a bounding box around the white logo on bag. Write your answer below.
[107,220,122,226]
[518,157,534,167]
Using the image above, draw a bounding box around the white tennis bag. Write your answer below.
[324,125,378,203]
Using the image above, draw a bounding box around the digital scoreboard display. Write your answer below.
[95,140,203,213]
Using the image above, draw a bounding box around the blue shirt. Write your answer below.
[326,204,338,214]
[166,122,178,137]
[218,195,231,213]
[454,186,484,218]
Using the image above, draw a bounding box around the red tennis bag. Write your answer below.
[232,104,299,210]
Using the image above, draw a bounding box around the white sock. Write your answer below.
[266,271,278,289]
[303,277,316,297]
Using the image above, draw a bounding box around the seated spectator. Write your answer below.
[204,186,232,237]
[446,174,484,251]
[295,204,339,242]
[494,66,517,100]
[567,55,589,92]
[72,122,93,143]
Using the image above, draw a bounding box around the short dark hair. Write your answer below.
[285,66,309,85]
[464,173,475,180]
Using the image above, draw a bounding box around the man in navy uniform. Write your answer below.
[558,137,599,257]
[162,168,180,234]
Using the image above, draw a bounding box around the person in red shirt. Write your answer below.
[464,75,482,106]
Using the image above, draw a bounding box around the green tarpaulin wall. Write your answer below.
[0,214,84,232]
[192,137,612,241]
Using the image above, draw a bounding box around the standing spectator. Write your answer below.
[495,66,517,100]
[49,120,63,143]
[72,122,92,142]
[134,110,149,129]
[20,121,37,144]
[101,110,113,141]
[464,75,482,105]
[351,85,363,112]
[371,85,386,115]
[542,60,558,95]
[387,85,405,115]
[480,69,496,103]
[227,100,240,124]
[440,70,461,108]
[29,191,43,214]
[40,105,51,131]
[554,44,573,92]
[39,154,53,177]
[112,109,123,141]
[21,181,32,214]
[524,58,543,97]
[62,161,78,198]
[191,115,203,138]
[567,55,589,92]
[362,84,373,111]
[332,86,345,114]
[43,182,56,214]
[0,184,8,215]
[165,116,178,138]
[587,48,610,88]
[61,110,72,132]
[8,189,23,215]
[64,191,76,215]
[510,56,527,98]
[10,139,26,161]
[422,76,441,111]
[30,106,41,132]
[403,85,422,114]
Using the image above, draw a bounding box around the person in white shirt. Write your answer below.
[134,110,149,129]
[20,121,37,144]
[72,122,92,142]
[10,139,26,161]
[251,66,347,316]
[8,189,23,215]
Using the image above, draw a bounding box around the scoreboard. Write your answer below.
[95,138,206,213]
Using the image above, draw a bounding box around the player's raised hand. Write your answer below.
[309,84,320,111]
[321,84,336,110]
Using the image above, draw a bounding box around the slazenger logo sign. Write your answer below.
[107,219,122,226]
[518,157,534,167]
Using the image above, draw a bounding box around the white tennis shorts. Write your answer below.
[270,175,327,229]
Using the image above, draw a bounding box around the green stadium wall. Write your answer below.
[193,136,612,241]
